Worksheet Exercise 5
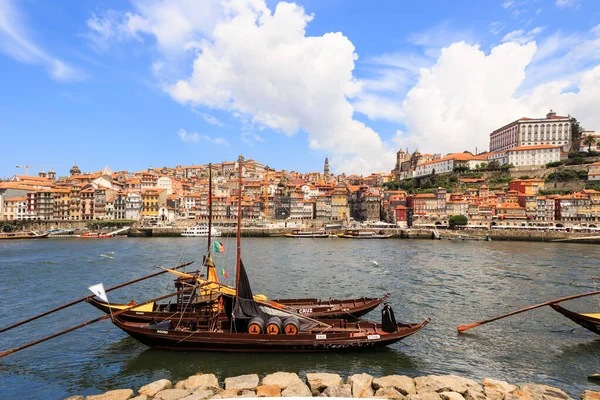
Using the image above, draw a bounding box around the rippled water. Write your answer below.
[1,237,600,399]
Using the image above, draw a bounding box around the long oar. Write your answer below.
[457,290,600,333]
[0,261,193,334]
[0,286,195,358]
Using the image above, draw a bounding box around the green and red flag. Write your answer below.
[221,268,229,279]
[214,241,225,253]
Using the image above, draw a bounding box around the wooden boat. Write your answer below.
[86,292,390,322]
[0,231,49,240]
[283,229,329,238]
[549,303,600,335]
[80,232,114,238]
[337,229,392,239]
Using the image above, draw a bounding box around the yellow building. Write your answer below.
[142,188,167,219]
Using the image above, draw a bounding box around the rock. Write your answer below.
[85,389,134,400]
[375,387,406,399]
[581,391,600,400]
[65,396,84,400]
[440,392,466,400]
[483,379,517,400]
[324,384,353,398]
[241,390,257,397]
[210,396,222,400]
[178,374,220,392]
[224,374,259,391]
[412,393,442,400]
[139,379,173,397]
[348,373,374,398]
[282,382,312,397]
[180,391,214,400]
[256,385,281,397]
[464,389,488,400]
[130,397,148,400]
[415,376,483,395]
[306,373,344,396]
[154,389,193,400]
[262,372,303,389]
[509,384,571,400]
[220,389,241,398]
[373,376,417,395]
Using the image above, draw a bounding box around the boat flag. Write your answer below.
[214,241,225,253]
[88,283,109,303]
[221,268,229,279]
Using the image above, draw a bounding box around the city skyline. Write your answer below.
[1,0,599,178]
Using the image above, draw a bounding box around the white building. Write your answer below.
[414,153,488,178]
[157,176,173,195]
[588,162,600,181]
[125,193,142,221]
[506,144,561,167]
[490,110,572,152]
[579,131,600,152]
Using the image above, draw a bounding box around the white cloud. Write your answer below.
[501,27,544,44]
[192,109,223,126]
[503,1,515,9]
[0,0,83,81]
[556,0,578,8]
[489,21,505,36]
[178,128,229,145]
[178,128,199,142]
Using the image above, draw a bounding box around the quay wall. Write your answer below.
[63,371,597,400]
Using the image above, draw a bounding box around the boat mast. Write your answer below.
[207,163,212,261]
[235,155,243,295]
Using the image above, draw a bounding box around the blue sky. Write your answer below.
[1,0,599,178]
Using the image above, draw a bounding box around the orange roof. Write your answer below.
[413,193,437,198]
[5,197,26,201]
[418,152,486,167]
[506,144,560,152]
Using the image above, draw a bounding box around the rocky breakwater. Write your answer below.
[63,372,600,400]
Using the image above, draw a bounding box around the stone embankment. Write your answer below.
[64,372,599,400]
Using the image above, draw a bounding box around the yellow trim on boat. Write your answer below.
[582,313,600,319]
[108,303,155,312]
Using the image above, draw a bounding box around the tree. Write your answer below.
[487,160,500,170]
[449,215,468,229]
[571,117,585,150]
[582,134,598,154]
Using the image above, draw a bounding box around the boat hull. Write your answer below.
[550,304,600,335]
[87,294,389,322]
[0,232,49,240]
[112,316,430,353]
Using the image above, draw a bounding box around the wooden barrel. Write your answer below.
[283,316,299,335]
[265,317,282,335]
[248,317,264,334]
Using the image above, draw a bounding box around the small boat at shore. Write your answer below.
[182,224,221,237]
[549,303,600,336]
[284,229,329,238]
[0,231,49,240]
[337,229,392,239]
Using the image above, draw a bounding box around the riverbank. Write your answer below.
[66,371,599,400]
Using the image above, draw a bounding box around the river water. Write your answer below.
[1,237,599,399]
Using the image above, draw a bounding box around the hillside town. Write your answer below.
[2,110,600,229]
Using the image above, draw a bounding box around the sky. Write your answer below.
[0,0,599,178]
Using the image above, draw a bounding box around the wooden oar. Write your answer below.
[457,290,600,333]
[0,261,193,334]
[0,286,195,358]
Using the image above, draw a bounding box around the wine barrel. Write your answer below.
[283,316,299,335]
[248,317,264,334]
[265,317,282,335]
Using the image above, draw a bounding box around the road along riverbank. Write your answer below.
[64,371,599,400]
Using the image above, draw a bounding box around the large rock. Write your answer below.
[483,379,517,400]
[581,391,600,400]
[373,376,417,395]
[324,384,353,398]
[507,384,571,400]
[180,392,215,400]
[262,372,303,389]
[375,387,406,399]
[86,389,134,400]
[177,374,220,392]
[440,392,466,400]
[256,385,281,397]
[415,376,483,395]
[65,396,84,400]
[464,389,488,400]
[224,374,260,391]
[139,379,172,397]
[348,373,374,398]
[306,373,344,396]
[220,389,241,398]
[407,393,443,400]
[282,382,312,397]
[154,389,193,400]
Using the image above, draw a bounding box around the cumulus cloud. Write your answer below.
[178,128,229,145]
[177,128,199,142]
[0,0,83,81]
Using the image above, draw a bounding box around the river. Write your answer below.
[0,237,599,399]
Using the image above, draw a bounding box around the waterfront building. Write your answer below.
[113,192,126,220]
[2,197,27,220]
[36,190,56,220]
[125,178,142,194]
[331,186,349,221]
[141,188,166,220]
[125,193,142,221]
[536,196,556,221]
[157,176,173,195]
[506,144,561,167]
[68,184,82,220]
[490,110,572,152]
[407,193,438,218]
[54,188,70,220]
[315,194,332,221]
[81,188,95,220]
[495,202,527,221]
[555,193,591,221]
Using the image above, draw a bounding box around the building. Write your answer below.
[588,162,600,181]
[413,153,487,178]
[509,179,545,196]
[490,110,572,153]
[125,193,142,220]
[506,145,561,167]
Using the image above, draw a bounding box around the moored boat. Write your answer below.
[182,224,222,237]
[283,229,329,238]
[549,303,600,335]
[0,231,49,240]
[337,229,392,239]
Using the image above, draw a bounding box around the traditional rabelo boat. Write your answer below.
[109,156,430,352]
[283,229,329,238]
[0,231,49,240]
[549,303,600,335]
[337,229,392,239]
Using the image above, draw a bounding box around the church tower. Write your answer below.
[324,156,330,178]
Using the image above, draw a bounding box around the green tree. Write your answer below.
[571,117,585,150]
[487,160,500,170]
[449,215,468,229]
[582,134,598,154]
